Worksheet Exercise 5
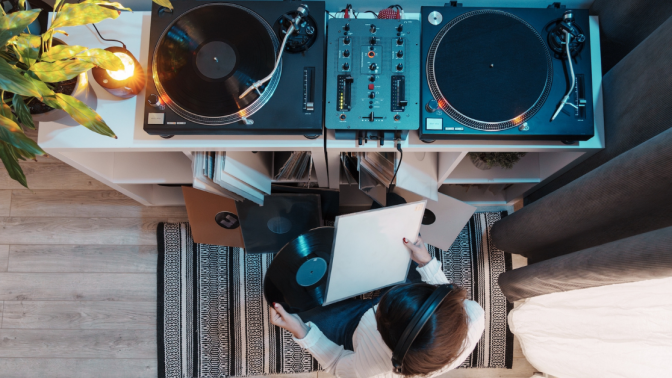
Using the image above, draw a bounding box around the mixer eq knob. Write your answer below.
[370,24,377,33]
[343,36,350,45]
[369,63,377,71]
[343,23,350,31]
[396,63,403,71]
[396,50,404,58]
[397,24,403,32]
[342,62,350,70]
[397,37,404,46]
[343,49,350,57]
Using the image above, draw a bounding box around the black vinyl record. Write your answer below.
[264,227,334,313]
[236,194,323,254]
[153,3,277,121]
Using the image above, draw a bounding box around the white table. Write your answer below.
[37,11,604,207]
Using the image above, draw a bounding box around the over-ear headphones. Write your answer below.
[391,284,455,374]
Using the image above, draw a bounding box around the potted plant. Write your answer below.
[0,0,139,188]
[468,152,527,170]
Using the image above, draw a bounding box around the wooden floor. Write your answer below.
[0,145,535,377]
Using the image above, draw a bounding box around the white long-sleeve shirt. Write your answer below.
[294,258,485,378]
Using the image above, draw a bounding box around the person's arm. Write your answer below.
[270,303,390,378]
[403,236,450,285]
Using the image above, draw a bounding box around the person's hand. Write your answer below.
[403,236,432,267]
[270,302,310,339]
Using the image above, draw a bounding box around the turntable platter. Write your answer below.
[153,3,280,125]
[427,10,552,131]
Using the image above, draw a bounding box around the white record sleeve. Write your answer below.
[324,200,427,306]
[395,187,476,251]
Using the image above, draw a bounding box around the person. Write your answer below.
[270,236,485,378]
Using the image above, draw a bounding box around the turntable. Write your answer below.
[143,1,325,137]
[419,5,594,141]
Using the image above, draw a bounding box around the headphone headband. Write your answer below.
[391,284,455,374]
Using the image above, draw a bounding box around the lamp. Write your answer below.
[92,46,145,98]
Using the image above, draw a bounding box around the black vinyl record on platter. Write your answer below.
[153,3,278,123]
[264,227,334,314]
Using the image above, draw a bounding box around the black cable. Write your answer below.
[389,141,403,192]
[326,10,335,18]
[388,4,403,10]
[364,10,378,17]
[91,23,126,50]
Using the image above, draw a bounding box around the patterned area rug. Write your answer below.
[157,212,513,378]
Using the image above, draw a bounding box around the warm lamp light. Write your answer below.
[92,46,145,98]
[107,52,135,80]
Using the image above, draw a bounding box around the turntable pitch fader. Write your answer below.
[325,19,420,144]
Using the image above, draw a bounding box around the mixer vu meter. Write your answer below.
[325,19,420,144]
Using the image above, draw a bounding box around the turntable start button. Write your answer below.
[426,118,442,130]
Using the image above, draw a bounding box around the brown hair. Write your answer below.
[375,283,469,376]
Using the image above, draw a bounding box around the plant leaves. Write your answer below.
[152,0,174,10]
[44,93,116,138]
[79,0,132,12]
[77,48,124,71]
[40,44,88,62]
[0,9,41,47]
[12,94,34,130]
[0,141,28,188]
[0,57,50,100]
[0,113,45,155]
[12,33,41,67]
[50,3,120,29]
[29,59,95,82]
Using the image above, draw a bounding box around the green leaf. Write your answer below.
[79,0,132,12]
[50,3,120,29]
[12,33,41,67]
[0,9,41,47]
[11,142,36,161]
[152,0,173,10]
[0,141,28,188]
[12,94,34,130]
[29,59,94,82]
[76,48,124,71]
[40,44,88,62]
[44,93,116,138]
[0,57,50,100]
[0,113,45,155]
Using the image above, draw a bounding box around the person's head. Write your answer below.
[375,283,469,376]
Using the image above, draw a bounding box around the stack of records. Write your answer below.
[274,151,314,182]
[340,152,398,207]
[192,151,272,205]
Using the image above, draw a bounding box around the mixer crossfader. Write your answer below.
[325,19,420,144]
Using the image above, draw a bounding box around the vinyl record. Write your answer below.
[236,194,323,254]
[264,227,334,313]
[152,3,281,125]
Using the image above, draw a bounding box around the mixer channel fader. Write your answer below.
[326,19,420,144]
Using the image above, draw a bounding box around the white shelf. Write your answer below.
[444,153,541,184]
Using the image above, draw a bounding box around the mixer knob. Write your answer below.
[344,36,350,45]
[342,62,350,70]
[343,49,350,57]
[370,24,376,33]
[397,37,404,46]
[396,63,403,71]
[369,75,376,82]
[370,36,377,45]
[369,63,377,71]
[426,100,439,113]
[369,92,376,99]
[344,23,350,31]
[397,24,403,32]
[396,50,404,58]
